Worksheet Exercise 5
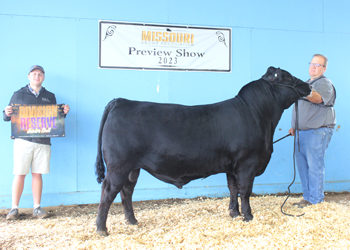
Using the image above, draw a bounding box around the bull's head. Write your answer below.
[262,66,311,97]
[262,66,311,109]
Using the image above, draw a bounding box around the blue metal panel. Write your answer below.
[251,29,324,79]
[325,0,350,33]
[167,0,323,32]
[322,33,350,184]
[0,0,349,209]
[0,0,170,23]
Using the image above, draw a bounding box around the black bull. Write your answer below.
[95,67,311,236]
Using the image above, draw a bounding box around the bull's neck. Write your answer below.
[238,81,284,128]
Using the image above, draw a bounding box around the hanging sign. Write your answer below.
[99,21,231,72]
[10,104,66,138]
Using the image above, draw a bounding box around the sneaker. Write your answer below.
[292,199,310,206]
[6,208,19,220]
[33,206,49,219]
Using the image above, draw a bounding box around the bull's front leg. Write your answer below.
[238,178,254,222]
[226,173,240,218]
[240,193,253,221]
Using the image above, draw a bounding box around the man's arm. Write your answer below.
[3,106,12,121]
[306,87,323,104]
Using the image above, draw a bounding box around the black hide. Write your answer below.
[94,66,311,236]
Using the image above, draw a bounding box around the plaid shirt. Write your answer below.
[28,84,42,97]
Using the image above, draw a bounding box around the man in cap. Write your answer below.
[3,65,70,219]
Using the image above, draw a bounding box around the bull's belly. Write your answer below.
[145,170,209,189]
[142,161,229,189]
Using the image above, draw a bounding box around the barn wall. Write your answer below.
[0,0,349,208]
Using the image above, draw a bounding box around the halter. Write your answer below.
[263,77,304,99]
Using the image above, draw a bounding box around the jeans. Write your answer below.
[295,127,333,204]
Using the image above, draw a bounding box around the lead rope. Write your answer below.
[273,134,291,144]
[280,100,305,217]
[296,100,300,152]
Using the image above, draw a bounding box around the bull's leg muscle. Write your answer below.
[96,175,125,236]
[121,169,140,224]
[226,173,240,218]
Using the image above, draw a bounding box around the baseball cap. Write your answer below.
[28,65,45,75]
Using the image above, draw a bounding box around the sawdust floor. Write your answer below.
[0,192,349,249]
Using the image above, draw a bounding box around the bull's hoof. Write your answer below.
[96,230,109,237]
[243,216,253,222]
[229,209,240,218]
[126,218,139,225]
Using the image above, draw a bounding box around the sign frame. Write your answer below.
[10,104,66,139]
[99,21,231,72]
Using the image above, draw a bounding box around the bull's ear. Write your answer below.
[274,68,283,82]
[262,66,278,82]
[280,68,293,80]
[266,66,275,74]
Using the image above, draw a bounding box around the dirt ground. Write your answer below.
[0,191,349,221]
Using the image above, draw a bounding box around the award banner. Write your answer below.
[99,21,231,72]
[11,104,66,139]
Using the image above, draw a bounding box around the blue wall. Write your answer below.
[1,0,349,209]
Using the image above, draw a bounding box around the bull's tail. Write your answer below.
[95,100,116,184]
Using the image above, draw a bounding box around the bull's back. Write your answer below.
[102,98,268,168]
[102,98,255,151]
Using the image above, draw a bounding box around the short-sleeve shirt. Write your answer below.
[291,75,336,130]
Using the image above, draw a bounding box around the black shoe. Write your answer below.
[297,200,312,208]
[292,199,310,206]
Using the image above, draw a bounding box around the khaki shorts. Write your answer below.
[13,139,51,175]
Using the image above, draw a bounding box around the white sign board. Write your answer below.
[99,21,231,72]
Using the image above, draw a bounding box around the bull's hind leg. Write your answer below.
[96,175,125,236]
[120,169,140,225]
[226,173,240,218]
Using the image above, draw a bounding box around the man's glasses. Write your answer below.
[309,63,325,67]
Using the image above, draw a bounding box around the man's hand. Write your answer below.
[63,105,70,114]
[288,127,295,136]
[4,106,13,117]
